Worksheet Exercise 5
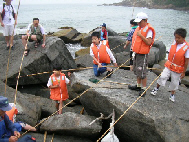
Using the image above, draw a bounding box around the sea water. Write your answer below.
[1,3,189,54]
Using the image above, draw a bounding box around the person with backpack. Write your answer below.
[0,0,17,50]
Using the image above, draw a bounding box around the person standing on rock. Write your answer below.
[22,18,46,56]
[0,0,17,50]
[151,28,189,102]
[47,65,70,114]
[90,32,118,78]
[128,12,156,97]
[100,23,110,48]
[124,19,138,71]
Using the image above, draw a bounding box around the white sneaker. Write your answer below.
[169,95,175,102]
[151,88,158,96]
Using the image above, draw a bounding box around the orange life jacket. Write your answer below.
[91,44,111,65]
[6,107,18,122]
[50,73,69,101]
[101,40,110,49]
[164,42,189,73]
[132,23,156,54]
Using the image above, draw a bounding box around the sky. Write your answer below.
[3,0,122,5]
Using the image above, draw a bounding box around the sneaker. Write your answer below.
[128,85,141,91]
[139,89,146,97]
[106,69,113,78]
[11,46,14,50]
[169,95,175,102]
[151,88,158,96]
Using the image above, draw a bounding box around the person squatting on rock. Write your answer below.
[151,28,189,102]
[22,18,46,56]
[0,96,37,142]
[128,12,156,97]
[124,19,138,71]
[47,65,71,115]
[0,0,17,50]
[90,32,118,78]
[6,103,37,132]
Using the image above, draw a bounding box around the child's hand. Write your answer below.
[68,72,71,77]
[98,63,102,68]
[180,72,185,79]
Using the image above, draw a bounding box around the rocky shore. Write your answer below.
[0,26,189,142]
[101,1,189,11]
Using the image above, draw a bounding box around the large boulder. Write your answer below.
[81,27,118,47]
[52,27,81,43]
[71,69,189,142]
[0,81,41,126]
[0,36,76,86]
[27,132,93,142]
[40,112,102,138]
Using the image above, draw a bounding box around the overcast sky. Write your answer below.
[4,0,122,5]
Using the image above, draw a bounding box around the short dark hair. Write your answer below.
[174,28,187,38]
[91,32,100,39]
[33,18,39,21]
[130,19,137,26]
[53,64,62,71]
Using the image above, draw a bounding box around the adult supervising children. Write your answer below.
[47,65,70,114]
[151,28,189,102]
[0,0,17,50]
[22,18,46,56]
[90,32,117,78]
[128,12,156,97]
[124,19,138,71]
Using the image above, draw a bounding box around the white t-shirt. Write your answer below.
[47,76,70,88]
[168,41,189,58]
[0,4,16,25]
[27,23,46,35]
[90,43,116,63]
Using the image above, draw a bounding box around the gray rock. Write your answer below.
[27,132,93,142]
[75,54,93,68]
[115,51,130,66]
[0,81,41,126]
[40,112,102,138]
[71,69,189,142]
[0,37,76,86]
[52,27,81,43]
[152,40,166,62]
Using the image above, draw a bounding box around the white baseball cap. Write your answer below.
[134,12,148,23]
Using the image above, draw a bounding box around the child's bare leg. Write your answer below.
[56,102,59,114]
[23,124,36,131]
[58,100,63,114]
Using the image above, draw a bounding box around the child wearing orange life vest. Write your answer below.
[6,103,37,132]
[90,32,118,78]
[151,28,189,102]
[47,65,70,114]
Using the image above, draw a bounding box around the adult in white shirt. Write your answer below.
[22,18,46,56]
[0,0,17,50]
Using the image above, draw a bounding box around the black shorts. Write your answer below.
[28,35,43,42]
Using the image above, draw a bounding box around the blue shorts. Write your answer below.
[93,63,107,77]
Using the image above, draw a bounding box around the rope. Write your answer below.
[4,0,21,96]
[43,131,47,142]
[20,58,132,138]
[96,73,162,142]
[14,36,29,107]
[18,65,162,78]
[50,133,54,142]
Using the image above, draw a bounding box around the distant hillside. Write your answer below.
[107,0,189,10]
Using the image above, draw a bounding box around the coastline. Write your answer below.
[101,2,189,11]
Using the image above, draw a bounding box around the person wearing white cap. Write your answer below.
[0,96,20,142]
[0,0,17,50]
[128,12,156,97]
